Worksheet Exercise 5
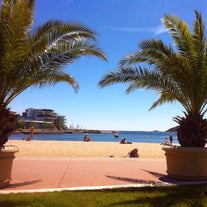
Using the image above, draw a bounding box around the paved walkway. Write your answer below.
[1,157,207,193]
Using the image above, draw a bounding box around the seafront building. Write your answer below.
[18,108,66,130]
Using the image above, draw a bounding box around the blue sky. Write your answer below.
[9,0,207,131]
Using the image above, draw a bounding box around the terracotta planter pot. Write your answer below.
[0,145,19,188]
[162,146,207,180]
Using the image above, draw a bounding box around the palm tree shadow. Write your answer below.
[105,175,162,185]
[141,169,207,185]
[106,169,207,186]
[105,169,171,185]
[5,179,42,189]
[140,169,177,184]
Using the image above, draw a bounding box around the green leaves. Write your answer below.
[0,0,107,109]
[0,108,18,146]
[99,10,207,117]
[174,112,207,147]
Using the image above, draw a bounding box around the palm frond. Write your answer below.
[100,11,207,115]
[192,10,206,71]
[0,0,107,108]
[149,91,175,111]
[119,39,174,68]
[162,13,193,56]
[99,67,141,88]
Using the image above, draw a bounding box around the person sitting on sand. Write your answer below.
[83,134,91,142]
[120,137,132,144]
[120,137,127,144]
[128,148,139,158]
[161,137,169,145]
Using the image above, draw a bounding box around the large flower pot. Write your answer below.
[0,145,19,188]
[162,146,207,180]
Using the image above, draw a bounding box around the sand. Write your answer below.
[7,140,166,158]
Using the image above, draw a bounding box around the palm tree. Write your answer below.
[99,10,207,148]
[0,0,106,146]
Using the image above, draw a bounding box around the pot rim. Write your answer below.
[162,145,207,152]
[0,145,19,153]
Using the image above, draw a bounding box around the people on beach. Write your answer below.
[120,137,132,144]
[169,134,173,145]
[30,126,35,138]
[161,137,169,145]
[128,148,139,158]
[83,134,91,142]
[23,126,35,141]
[120,137,126,144]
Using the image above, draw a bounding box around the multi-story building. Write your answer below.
[20,108,66,129]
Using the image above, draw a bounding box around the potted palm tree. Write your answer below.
[0,0,106,188]
[99,11,207,180]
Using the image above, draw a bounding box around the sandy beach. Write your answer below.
[7,140,166,158]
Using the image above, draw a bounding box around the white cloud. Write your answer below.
[106,24,168,35]
[153,24,168,35]
[107,26,152,32]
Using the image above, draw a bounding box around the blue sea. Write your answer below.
[9,131,178,144]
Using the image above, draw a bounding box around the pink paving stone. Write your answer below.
[1,158,168,191]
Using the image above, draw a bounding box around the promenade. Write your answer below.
[1,157,206,194]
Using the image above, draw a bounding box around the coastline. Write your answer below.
[15,129,107,134]
[7,140,166,158]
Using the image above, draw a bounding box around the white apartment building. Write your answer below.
[21,108,66,129]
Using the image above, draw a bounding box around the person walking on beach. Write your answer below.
[30,126,35,139]
[23,126,35,141]
[169,134,173,145]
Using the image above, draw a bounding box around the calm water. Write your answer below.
[9,131,178,144]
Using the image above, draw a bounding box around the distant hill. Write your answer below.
[166,126,178,132]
